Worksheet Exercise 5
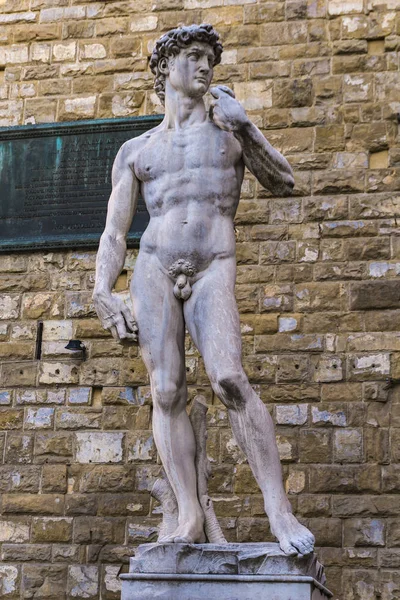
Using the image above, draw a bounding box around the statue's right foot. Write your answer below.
[159,514,206,544]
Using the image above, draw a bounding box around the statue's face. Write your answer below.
[167,42,215,99]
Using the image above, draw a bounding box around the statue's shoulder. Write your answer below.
[118,122,164,161]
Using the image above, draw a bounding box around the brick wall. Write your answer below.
[0,0,400,598]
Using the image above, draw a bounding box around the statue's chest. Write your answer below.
[135,128,236,182]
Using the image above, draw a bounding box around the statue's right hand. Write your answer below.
[92,291,138,344]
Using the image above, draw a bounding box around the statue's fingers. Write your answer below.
[217,85,235,98]
[209,86,220,99]
[114,317,137,343]
[109,325,120,341]
[121,306,136,332]
[115,317,128,340]
[212,114,231,132]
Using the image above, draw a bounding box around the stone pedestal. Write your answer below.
[120,542,332,600]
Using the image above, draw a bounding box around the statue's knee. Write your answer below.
[212,371,248,410]
[152,380,180,413]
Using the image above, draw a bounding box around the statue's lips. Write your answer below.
[195,77,208,84]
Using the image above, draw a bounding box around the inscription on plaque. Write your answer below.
[0,116,162,252]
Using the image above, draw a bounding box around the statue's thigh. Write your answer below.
[184,268,242,373]
[131,255,186,381]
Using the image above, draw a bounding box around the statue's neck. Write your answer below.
[163,83,207,130]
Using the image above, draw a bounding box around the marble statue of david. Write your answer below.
[93,23,315,556]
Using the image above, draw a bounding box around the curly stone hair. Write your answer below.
[149,24,223,105]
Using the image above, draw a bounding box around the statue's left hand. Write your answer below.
[209,85,249,133]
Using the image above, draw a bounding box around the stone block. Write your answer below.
[0,256,27,273]
[295,283,342,312]
[21,565,67,599]
[328,0,363,14]
[2,543,51,562]
[310,465,381,493]
[308,518,342,547]
[233,80,272,110]
[0,465,41,493]
[2,493,64,515]
[349,280,400,310]
[98,493,150,517]
[243,355,277,382]
[311,405,347,427]
[260,241,296,264]
[273,78,313,108]
[256,333,322,353]
[42,319,73,341]
[78,465,134,495]
[285,469,306,494]
[68,387,91,405]
[102,564,121,600]
[24,407,54,429]
[0,294,20,319]
[348,518,384,549]
[102,386,140,406]
[0,565,20,598]
[52,544,84,563]
[32,517,72,542]
[313,356,343,383]
[41,464,67,493]
[5,433,33,464]
[315,125,345,151]
[275,404,308,425]
[313,170,365,194]
[126,518,159,544]
[0,390,11,405]
[74,516,125,544]
[68,566,99,600]
[75,432,124,463]
[65,494,98,516]
[299,430,332,463]
[34,432,73,462]
[276,355,310,383]
[347,353,390,380]
[334,429,363,463]
[56,409,101,430]
[0,518,30,543]
[38,362,79,385]
[262,284,293,312]
[126,431,155,462]
[0,409,23,430]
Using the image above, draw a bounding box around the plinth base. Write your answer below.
[120,542,332,600]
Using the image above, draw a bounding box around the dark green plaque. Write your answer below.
[0,116,162,252]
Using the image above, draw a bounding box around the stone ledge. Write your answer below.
[121,572,332,600]
[121,542,332,600]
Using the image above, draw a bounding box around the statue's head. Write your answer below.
[150,24,223,105]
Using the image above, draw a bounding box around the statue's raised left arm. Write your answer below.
[209,85,295,197]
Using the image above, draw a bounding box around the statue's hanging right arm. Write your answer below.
[92,141,139,343]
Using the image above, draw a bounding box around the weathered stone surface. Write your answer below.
[34,432,73,462]
[32,517,73,542]
[349,280,400,310]
[2,493,64,515]
[21,564,67,599]
[41,464,67,493]
[75,432,124,463]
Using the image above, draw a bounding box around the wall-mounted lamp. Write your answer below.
[65,340,86,361]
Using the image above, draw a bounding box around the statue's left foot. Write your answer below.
[270,512,315,556]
